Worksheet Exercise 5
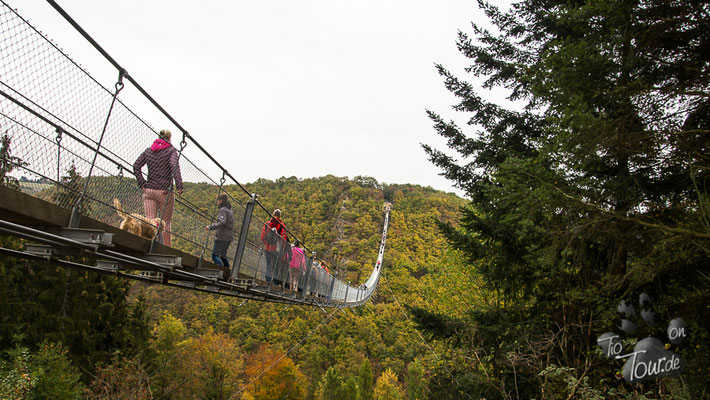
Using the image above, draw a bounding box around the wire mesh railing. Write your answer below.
[0,0,383,306]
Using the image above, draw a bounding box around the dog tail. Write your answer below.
[113,198,130,219]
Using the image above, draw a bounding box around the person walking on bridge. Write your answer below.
[289,240,305,293]
[205,193,234,267]
[133,129,183,246]
[261,209,288,283]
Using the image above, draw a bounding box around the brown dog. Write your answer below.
[113,198,164,240]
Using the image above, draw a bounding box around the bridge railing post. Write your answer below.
[316,261,322,296]
[301,252,315,299]
[229,193,257,281]
[327,274,336,302]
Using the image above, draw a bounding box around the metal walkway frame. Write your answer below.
[0,1,389,308]
[0,184,390,307]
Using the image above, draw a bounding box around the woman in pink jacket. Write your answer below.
[133,129,183,246]
[289,240,305,293]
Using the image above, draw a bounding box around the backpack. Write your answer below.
[261,221,280,246]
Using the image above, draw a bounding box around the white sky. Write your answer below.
[13,0,510,197]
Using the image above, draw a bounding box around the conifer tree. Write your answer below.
[373,369,405,400]
[0,256,150,374]
[357,359,374,400]
[419,0,710,397]
[405,360,425,400]
[53,161,83,209]
[342,376,359,400]
[318,367,345,400]
[0,132,27,190]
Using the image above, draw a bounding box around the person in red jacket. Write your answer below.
[261,209,288,283]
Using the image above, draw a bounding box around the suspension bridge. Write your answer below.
[0,0,390,308]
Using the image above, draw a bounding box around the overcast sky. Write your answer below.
[14,1,510,197]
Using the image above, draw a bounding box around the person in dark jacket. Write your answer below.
[205,193,234,267]
[260,209,288,283]
[133,129,183,246]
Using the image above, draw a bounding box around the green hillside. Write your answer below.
[0,175,471,399]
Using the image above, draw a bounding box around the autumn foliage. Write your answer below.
[242,345,307,400]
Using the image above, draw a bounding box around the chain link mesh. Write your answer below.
[0,1,380,305]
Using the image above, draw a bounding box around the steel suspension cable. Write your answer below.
[0,70,138,171]
[381,271,474,400]
[0,109,137,210]
[29,0,382,301]
[72,71,125,224]
[0,83,236,254]
[362,302,444,400]
[0,88,126,173]
[44,0,254,200]
[41,0,325,260]
[55,128,62,186]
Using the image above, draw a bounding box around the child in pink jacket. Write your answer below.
[289,240,305,292]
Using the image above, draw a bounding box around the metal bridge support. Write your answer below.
[301,253,314,299]
[68,206,82,229]
[327,275,336,302]
[229,193,257,281]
